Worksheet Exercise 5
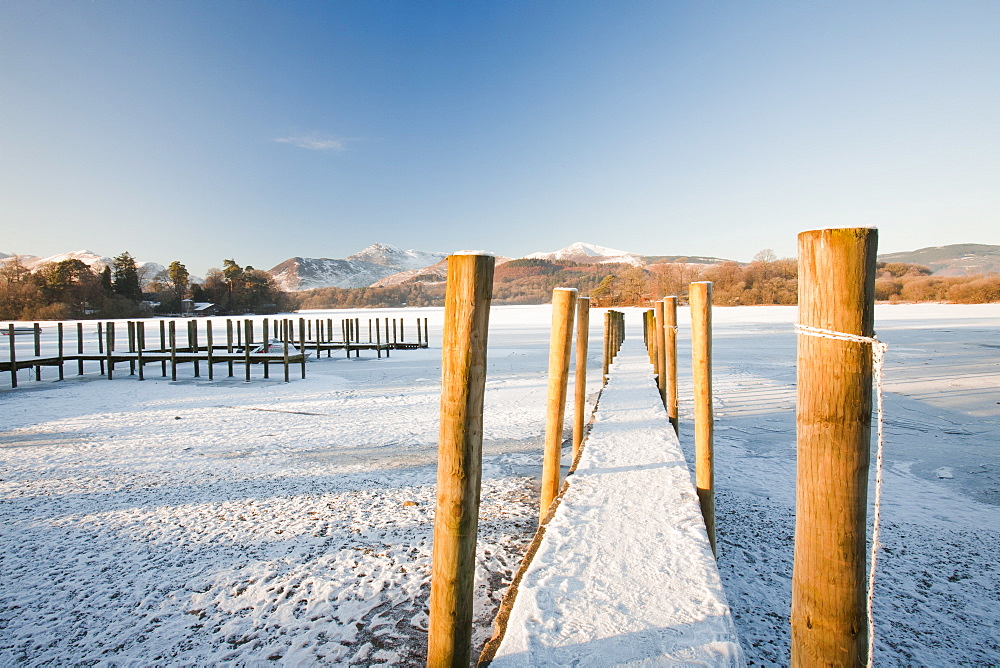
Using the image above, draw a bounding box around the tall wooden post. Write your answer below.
[792,227,878,667]
[427,253,495,668]
[244,319,252,382]
[602,311,611,383]
[654,300,666,406]
[283,320,291,383]
[57,322,65,380]
[206,321,214,381]
[572,297,590,460]
[34,323,41,381]
[298,318,306,378]
[664,296,679,434]
[105,322,115,381]
[77,322,84,376]
[7,324,16,388]
[160,320,168,377]
[170,321,178,381]
[136,322,145,381]
[127,321,136,375]
[541,288,578,521]
[226,319,234,377]
[690,281,715,555]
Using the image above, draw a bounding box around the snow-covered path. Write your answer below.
[490,336,743,666]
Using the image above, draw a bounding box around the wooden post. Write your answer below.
[573,296,590,460]
[77,322,84,375]
[106,322,115,380]
[376,317,382,358]
[97,322,105,375]
[137,322,145,381]
[392,318,397,345]
[7,324,16,388]
[57,322,65,381]
[315,319,321,359]
[424,317,429,348]
[541,287,578,521]
[602,311,610,383]
[664,295,679,434]
[792,227,878,667]
[343,320,351,359]
[190,320,200,377]
[384,318,390,357]
[418,317,423,347]
[226,319,234,377]
[127,321,136,375]
[690,282,715,555]
[427,253,495,668]
[170,321,178,381]
[654,300,666,406]
[206,321,214,381]
[298,318,306,378]
[34,323,41,381]
[244,319,252,382]
[283,320,290,383]
[160,320,167,377]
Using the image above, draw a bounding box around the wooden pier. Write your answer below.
[2,315,431,388]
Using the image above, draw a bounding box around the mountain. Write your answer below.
[371,254,513,288]
[268,243,450,291]
[878,244,1000,276]
[524,242,646,266]
[0,250,164,278]
[642,254,733,265]
[345,243,448,271]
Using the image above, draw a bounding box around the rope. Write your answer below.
[795,323,888,668]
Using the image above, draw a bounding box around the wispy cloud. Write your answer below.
[273,133,358,152]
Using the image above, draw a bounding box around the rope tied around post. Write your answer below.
[795,322,887,668]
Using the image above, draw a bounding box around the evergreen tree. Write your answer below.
[167,260,190,303]
[112,252,142,301]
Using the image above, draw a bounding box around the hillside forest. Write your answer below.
[2,251,999,320]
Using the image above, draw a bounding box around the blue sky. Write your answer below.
[2,1,998,275]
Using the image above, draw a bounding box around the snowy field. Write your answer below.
[1,303,998,665]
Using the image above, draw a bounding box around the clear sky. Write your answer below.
[2,1,998,275]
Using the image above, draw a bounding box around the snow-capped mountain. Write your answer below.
[0,250,164,278]
[267,243,450,291]
[524,242,646,266]
[345,243,448,271]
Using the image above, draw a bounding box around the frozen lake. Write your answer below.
[1,303,998,665]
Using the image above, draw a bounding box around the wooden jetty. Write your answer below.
[2,315,431,388]
[481,333,743,665]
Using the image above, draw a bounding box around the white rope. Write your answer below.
[795,323,887,668]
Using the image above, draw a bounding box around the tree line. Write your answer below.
[0,254,290,320]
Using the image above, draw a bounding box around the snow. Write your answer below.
[1,303,999,665]
[524,242,645,266]
[491,337,743,666]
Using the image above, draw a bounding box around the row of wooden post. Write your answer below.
[5,315,432,387]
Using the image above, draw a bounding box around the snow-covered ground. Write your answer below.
[1,304,998,665]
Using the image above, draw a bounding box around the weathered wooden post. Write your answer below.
[33,323,41,381]
[664,295,679,434]
[77,322,84,376]
[573,296,590,460]
[7,324,16,388]
[97,322,105,375]
[190,320,200,378]
[160,320,168,377]
[170,320,178,381]
[206,321,214,381]
[244,319,252,382]
[226,319,234,377]
[427,253,495,668]
[654,300,666,406]
[602,311,611,384]
[136,322,145,381]
[298,318,306,378]
[57,322,65,381]
[791,227,879,667]
[375,318,383,358]
[690,281,715,555]
[283,320,291,383]
[541,287,578,521]
[105,322,115,381]
[424,318,429,348]
[127,321,136,375]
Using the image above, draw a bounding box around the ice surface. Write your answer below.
[1,304,998,665]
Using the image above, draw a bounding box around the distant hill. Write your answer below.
[0,249,165,280]
[267,243,449,291]
[524,242,646,266]
[642,254,733,265]
[878,244,1000,276]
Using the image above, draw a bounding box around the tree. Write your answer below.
[167,261,190,303]
[111,252,142,301]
